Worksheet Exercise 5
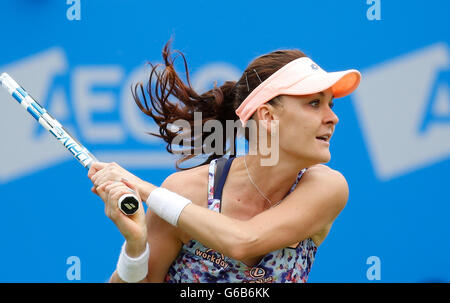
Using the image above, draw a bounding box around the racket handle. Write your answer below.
[118,194,140,215]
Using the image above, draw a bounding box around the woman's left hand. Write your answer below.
[88,162,149,200]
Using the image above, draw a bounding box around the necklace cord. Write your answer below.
[243,155,281,208]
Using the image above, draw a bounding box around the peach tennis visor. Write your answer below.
[235,57,361,127]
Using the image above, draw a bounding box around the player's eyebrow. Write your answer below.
[317,91,334,101]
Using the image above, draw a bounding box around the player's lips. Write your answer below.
[316,132,332,143]
[316,138,330,146]
[316,132,332,147]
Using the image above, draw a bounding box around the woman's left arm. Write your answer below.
[175,166,348,260]
[92,163,348,260]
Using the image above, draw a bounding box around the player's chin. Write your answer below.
[299,151,331,167]
[313,149,331,164]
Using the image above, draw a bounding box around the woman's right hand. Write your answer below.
[96,178,148,257]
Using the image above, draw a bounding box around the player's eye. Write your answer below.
[309,99,320,107]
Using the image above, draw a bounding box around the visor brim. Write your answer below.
[283,69,361,99]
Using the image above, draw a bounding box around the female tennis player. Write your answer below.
[88,40,361,283]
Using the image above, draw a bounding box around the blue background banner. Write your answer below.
[0,0,449,282]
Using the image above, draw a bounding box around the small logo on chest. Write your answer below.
[244,267,274,283]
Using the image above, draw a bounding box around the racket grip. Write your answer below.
[118,194,140,215]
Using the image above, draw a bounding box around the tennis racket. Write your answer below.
[0,72,140,216]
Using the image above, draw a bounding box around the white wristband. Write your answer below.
[116,241,150,283]
[146,187,192,227]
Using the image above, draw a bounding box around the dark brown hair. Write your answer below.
[132,39,307,170]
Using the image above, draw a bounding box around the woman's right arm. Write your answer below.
[96,177,185,283]
[109,209,184,283]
